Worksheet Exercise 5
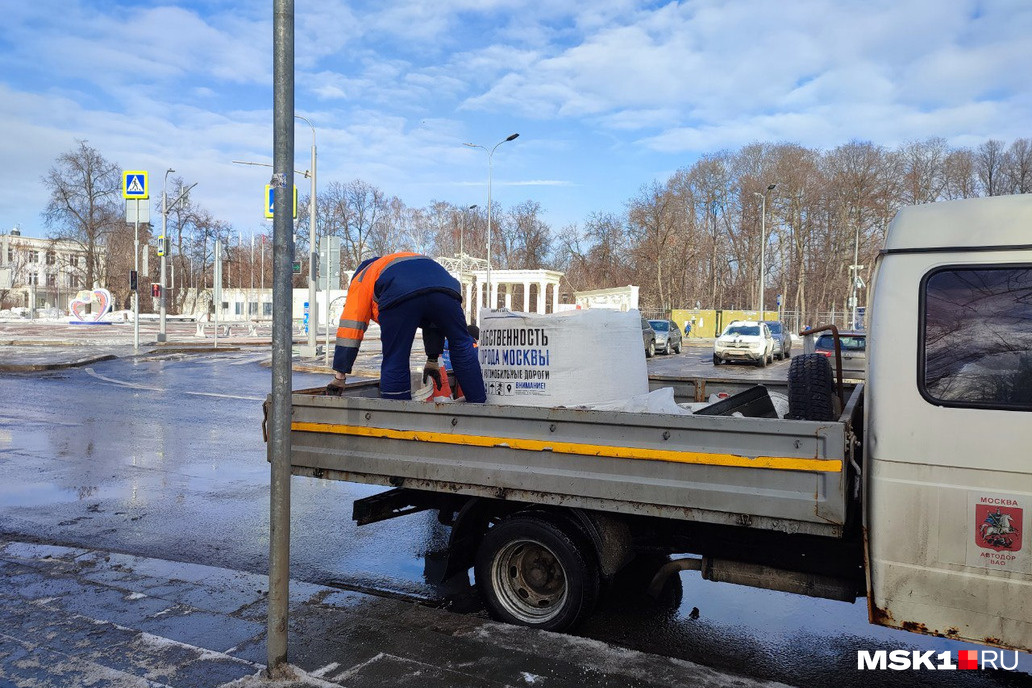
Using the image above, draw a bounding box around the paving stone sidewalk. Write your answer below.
[0,540,791,688]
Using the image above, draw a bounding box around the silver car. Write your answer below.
[762,320,792,360]
[648,319,683,354]
[640,317,657,358]
[811,331,866,379]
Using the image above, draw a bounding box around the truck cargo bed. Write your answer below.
[282,378,861,537]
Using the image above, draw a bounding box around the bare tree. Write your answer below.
[37,134,1030,325]
[976,139,1007,197]
[41,141,122,291]
[579,211,632,290]
[941,148,977,200]
[1005,139,1032,194]
[552,223,586,285]
[322,180,388,269]
[896,137,948,205]
[627,180,678,310]
[369,195,407,257]
[411,201,452,258]
[506,200,553,270]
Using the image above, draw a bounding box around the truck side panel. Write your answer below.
[288,390,850,536]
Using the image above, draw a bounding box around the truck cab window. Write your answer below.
[922,266,1032,409]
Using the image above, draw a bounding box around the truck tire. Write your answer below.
[713,353,721,365]
[787,354,836,421]
[475,514,599,631]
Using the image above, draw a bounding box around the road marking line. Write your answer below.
[84,368,263,401]
[311,662,341,677]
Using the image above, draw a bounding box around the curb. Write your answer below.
[0,354,119,372]
[146,347,243,355]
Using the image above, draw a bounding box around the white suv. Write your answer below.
[713,320,775,367]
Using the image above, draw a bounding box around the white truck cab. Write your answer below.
[867,194,1032,650]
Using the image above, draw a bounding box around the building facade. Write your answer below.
[0,228,89,312]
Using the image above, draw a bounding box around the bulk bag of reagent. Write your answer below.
[479,309,648,406]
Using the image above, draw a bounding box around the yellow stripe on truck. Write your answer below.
[291,421,842,473]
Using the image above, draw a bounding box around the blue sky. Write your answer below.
[2,0,1031,239]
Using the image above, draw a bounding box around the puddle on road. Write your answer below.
[0,481,124,508]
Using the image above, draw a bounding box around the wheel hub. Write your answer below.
[493,539,567,622]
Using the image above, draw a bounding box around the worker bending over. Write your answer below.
[327,252,486,403]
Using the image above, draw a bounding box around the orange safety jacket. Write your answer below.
[332,253,461,373]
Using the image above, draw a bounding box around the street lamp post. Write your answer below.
[753,183,777,316]
[461,204,477,282]
[850,223,863,330]
[133,205,140,349]
[295,115,318,358]
[159,168,173,343]
[464,133,518,318]
[159,172,197,342]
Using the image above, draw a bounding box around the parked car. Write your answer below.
[640,317,657,358]
[648,319,683,354]
[713,320,774,367]
[810,330,867,379]
[762,320,792,360]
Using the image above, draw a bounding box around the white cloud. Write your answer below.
[2,0,1031,239]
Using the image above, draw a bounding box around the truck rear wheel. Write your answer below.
[475,514,599,631]
[787,353,836,421]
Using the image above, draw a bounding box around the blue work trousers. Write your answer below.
[377,292,487,403]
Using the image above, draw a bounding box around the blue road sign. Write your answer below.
[264,184,298,219]
[123,170,148,199]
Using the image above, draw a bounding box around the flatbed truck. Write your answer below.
[273,194,1032,652]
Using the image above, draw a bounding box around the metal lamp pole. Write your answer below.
[159,173,197,342]
[464,133,518,317]
[295,115,318,357]
[850,222,862,330]
[158,168,173,342]
[461,204,477,282]
[133,208,140,349]
[753,183,777,316]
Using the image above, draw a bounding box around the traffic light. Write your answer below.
[130,270,138,291]
[152,283,161,298]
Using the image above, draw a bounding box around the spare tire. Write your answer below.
[787,353,836,421]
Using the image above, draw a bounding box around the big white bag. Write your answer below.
[478,309,648,406]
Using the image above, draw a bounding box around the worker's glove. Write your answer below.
[422,358,442,388]
[325,373,346,396]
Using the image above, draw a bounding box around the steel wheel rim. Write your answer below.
[491,538,567,623]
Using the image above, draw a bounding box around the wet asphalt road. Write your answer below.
[0,346,1029,687]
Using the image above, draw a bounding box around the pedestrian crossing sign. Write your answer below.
[123,170,148,199]
[265,184,298,219]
